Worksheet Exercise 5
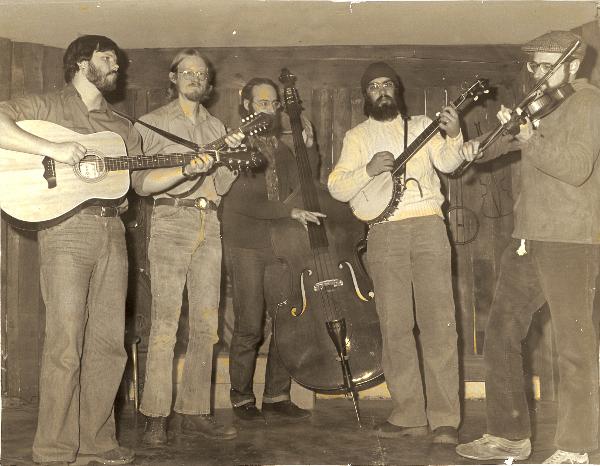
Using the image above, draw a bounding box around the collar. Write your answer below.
[62,83,110,114]
[164,98,210,123]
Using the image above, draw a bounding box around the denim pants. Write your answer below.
[484,239,600,453]
[140,206,221,417]
[33,213,128,463]
[225,245,291,407]
[366,215,460,430]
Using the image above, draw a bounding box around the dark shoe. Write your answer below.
[232,403,264,422]
[456,434,531,461]
[142,416,168,446]
[432,426,459,445]
[372,422,429,439]
[72,446,135,465]
[182,414,237,440]
[261,400,311,420]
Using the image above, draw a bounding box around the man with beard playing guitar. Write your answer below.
[0,35,139,466]
[328,62,477,444]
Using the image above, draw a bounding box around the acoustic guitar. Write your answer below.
[0,114,270,226]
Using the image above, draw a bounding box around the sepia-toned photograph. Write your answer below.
[1,1,599,464]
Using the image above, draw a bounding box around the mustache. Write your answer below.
[376,95,393,103]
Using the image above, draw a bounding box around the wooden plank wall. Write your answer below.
[0,40,65,401]
[10,33,586,400]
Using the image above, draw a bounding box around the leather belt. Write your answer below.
[79,205,126,217]
[154,197,218,211]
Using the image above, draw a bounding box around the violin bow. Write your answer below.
[453,39,580,177]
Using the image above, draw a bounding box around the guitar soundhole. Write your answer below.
[74,150,108,183]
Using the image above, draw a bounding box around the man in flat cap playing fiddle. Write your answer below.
[457,30,600,465]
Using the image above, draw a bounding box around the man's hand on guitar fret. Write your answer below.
[48,141,87,165]
[366,151,395,177]
[183,153,214,177]
[224,131,245,149]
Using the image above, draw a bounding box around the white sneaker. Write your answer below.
[455,434,531,461]
[543,450,589,464]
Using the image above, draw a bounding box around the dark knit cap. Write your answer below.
[522,30,586,60]
[360,61,399,92]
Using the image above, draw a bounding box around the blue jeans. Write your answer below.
[366,215,460,430]
[33,213,128,463]
[484,239,600,453]
[225,245,291,407]
[140,206,221,417]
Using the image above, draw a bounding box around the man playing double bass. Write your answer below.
[328,62,477,444]
[456,31,600,465]
[220,77,321,422]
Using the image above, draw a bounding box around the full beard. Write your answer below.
[250,108,281,137]
[86,62,117,92]
[181,84,208,102]
[366,95,400,121]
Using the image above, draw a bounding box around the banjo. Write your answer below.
[349,79,489,224]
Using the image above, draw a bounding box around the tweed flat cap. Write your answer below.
[522,30,586,59]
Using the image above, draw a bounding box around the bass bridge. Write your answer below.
[313,278,343,292]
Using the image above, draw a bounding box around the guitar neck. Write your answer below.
[391,118,440,175]
[105,153,198,171]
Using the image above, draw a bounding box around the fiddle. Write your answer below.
[452,39,580,177]
[503,83,575,135]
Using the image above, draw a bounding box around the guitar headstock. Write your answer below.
[215,146,266,172]
[453,78,490,110]
[239,112,273,137]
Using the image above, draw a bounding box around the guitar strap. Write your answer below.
[111,108,201,151]
[111,108,206,198]
[397,115,408,191]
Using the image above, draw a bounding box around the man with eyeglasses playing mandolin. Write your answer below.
[456,31,600,465]
[328,62,478,445]
[0,35,138,466]
[131,48,244,446]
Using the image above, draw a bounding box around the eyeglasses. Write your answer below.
[253,99,282,110]
[526,61,556,74]
[366,80,396,92]
[178,70,209,81]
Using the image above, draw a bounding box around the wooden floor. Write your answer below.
[2,398,599,465]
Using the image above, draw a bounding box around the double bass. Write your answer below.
[272,69,383,425]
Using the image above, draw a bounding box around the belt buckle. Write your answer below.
[194,197,208,210]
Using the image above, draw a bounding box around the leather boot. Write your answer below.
[182,414,238,440]
[142,416,168,446]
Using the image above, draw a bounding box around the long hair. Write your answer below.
[63,35,119,83]
[167,48,213,100]
[239,77,280,116]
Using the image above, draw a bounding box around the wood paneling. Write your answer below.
[6,34,599,399]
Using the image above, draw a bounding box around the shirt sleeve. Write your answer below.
[0,94,54,121]
[424,115,464,173]
[131,115,163,192]
[327,129,373,202]
[522,90,600,187]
